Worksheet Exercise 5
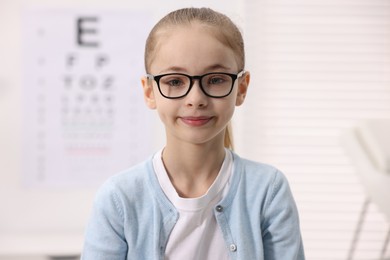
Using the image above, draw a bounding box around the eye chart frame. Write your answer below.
[22,8,154,188]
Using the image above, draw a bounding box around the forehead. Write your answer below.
[149,23,239,74]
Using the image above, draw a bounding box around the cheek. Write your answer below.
[216,98,236,119]
[155,99,176,121]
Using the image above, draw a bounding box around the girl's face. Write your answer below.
[142,23,249,147]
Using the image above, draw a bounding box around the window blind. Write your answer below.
[236,1,390,259]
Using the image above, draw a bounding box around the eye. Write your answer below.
[207,75,229,85]
[168,79,183,87]
[161,75,187,88]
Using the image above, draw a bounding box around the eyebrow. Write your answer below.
[158,64,233,74]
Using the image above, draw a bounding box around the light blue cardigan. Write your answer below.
[82,152,305,259]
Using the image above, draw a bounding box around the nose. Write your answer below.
[185,80,208,108]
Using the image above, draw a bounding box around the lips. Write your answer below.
[180,116,213,126]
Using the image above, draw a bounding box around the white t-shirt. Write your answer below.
[152,149,233,260]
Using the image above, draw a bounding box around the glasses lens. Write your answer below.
[201,73,233,97]
[159,74,190,98]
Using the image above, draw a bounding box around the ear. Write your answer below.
[235,71,250,106]
[141,76,157,109]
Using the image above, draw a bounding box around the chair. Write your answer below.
[341,119,390,260]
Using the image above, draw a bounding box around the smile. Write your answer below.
[180,116,213,126]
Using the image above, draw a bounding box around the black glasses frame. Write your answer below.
[147,70,245,99]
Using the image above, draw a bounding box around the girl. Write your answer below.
[82,7,305,260]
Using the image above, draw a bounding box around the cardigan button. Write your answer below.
[229,244,237,252]
[215,205,223,212]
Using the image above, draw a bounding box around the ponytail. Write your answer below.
[224,122,234,150]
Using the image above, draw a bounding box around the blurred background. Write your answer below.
[0,0,389,259]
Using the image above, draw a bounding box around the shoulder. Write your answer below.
[233,152,287,185]
[94,157,155,207]
[231,152,293,207]
[231,152,298,217]
[111,158,154,189]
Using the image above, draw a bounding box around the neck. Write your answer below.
[162,141,226,198]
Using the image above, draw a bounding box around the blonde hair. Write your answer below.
[144,7,245,149]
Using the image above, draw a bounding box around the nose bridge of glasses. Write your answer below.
[189,75,202,86]
[187,75,206,96]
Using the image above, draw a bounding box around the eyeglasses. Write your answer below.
[147,71,245,99]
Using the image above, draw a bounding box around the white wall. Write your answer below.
[239,1,390,259]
